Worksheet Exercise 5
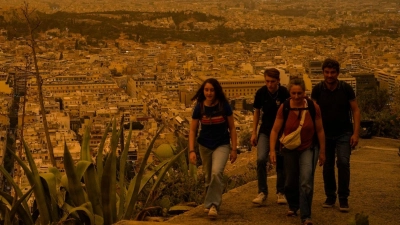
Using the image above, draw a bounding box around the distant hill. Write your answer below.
[0,10,397,44]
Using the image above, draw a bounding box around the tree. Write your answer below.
[22,2,56,167]
[358,88,390,119]
[391,86,400,113]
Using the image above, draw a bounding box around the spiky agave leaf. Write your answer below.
[0,191,34,225]
[97,119,112,184]
[122,125,165,219]
[67,202,95,225]
[10,139,53,224]
[101,118,120,224]
[76,161,92,181]
[0,165,31,215]
[0,192,12,211]
[60,174,69,192]
[63,142,88,208]
[83,162,103,217]
[39,174,58,221]
[117,121,132,218]
[2,203,11,225]
[48,167,62,185]
[120,160,158,218]
[9,186,35,223]
[59,201,104,225]
[121,158,170,218]
[144,149,185,207]
[81,122,92,161]
[59,201,81,222]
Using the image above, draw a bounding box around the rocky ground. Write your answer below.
[117,137,400,225]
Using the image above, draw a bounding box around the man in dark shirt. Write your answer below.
[311,58,360,212]
[251,68,290,206]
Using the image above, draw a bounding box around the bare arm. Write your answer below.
[188,119,199,165]
[227,115,238,163]
[315,111,326,166]
[269,115,283,165]
[270,117,283,153]
[251,108,261,146]
[350,99,361,147]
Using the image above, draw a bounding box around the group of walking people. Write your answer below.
[188,58,360,225]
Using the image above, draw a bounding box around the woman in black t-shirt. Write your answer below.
[189,78,237,219]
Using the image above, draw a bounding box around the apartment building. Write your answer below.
[42,82,119,94]
[197,75,265,99]
[375,69,400,95]
[308,60,323,75]
[126,76,157,97]
[351,73,379,94]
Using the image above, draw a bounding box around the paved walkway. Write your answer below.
[118,138,400,225]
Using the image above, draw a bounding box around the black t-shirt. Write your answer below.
[253,85,290,135]
[192,101,233,150]
[311,81,356,137]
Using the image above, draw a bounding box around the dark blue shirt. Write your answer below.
[253,85,290,135]
[192,102,233,150]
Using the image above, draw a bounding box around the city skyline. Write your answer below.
[0,1,399,223]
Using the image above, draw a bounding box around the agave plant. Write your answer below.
[0,119,188,224]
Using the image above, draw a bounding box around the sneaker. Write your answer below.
[322,198,336,208]
[252,192,267,205]
[208,205,218,218]
[276,193,287,204]
[339,199,349,212]
[303,219,313,225]
[287,210,298,217]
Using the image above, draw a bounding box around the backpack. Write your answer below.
[280,97,317,146]
[280,98,319,177]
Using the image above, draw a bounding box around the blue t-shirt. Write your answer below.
[192,101,233,150]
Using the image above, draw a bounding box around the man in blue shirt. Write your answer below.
[251,68,290,206]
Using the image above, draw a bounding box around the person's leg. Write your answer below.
[283,149,300,213]
[276,151,287,204]
[276,152,285,194]
[199,144,214,208]
[336,132,352,209]
[256,133,269,195]
[323,137,337,204]
[299,147,319,222]
[203,144,230,210]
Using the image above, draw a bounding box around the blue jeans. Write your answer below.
[256,133,285,195]
[283,147,319,222]
[323,132,352,201]
[199,144,230,209]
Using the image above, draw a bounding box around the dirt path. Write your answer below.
[165,137,400,225]
[117,137,400,225]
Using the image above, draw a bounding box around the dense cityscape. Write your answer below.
[0,0,399,224]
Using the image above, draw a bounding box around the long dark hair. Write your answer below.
[191,78,228,104]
